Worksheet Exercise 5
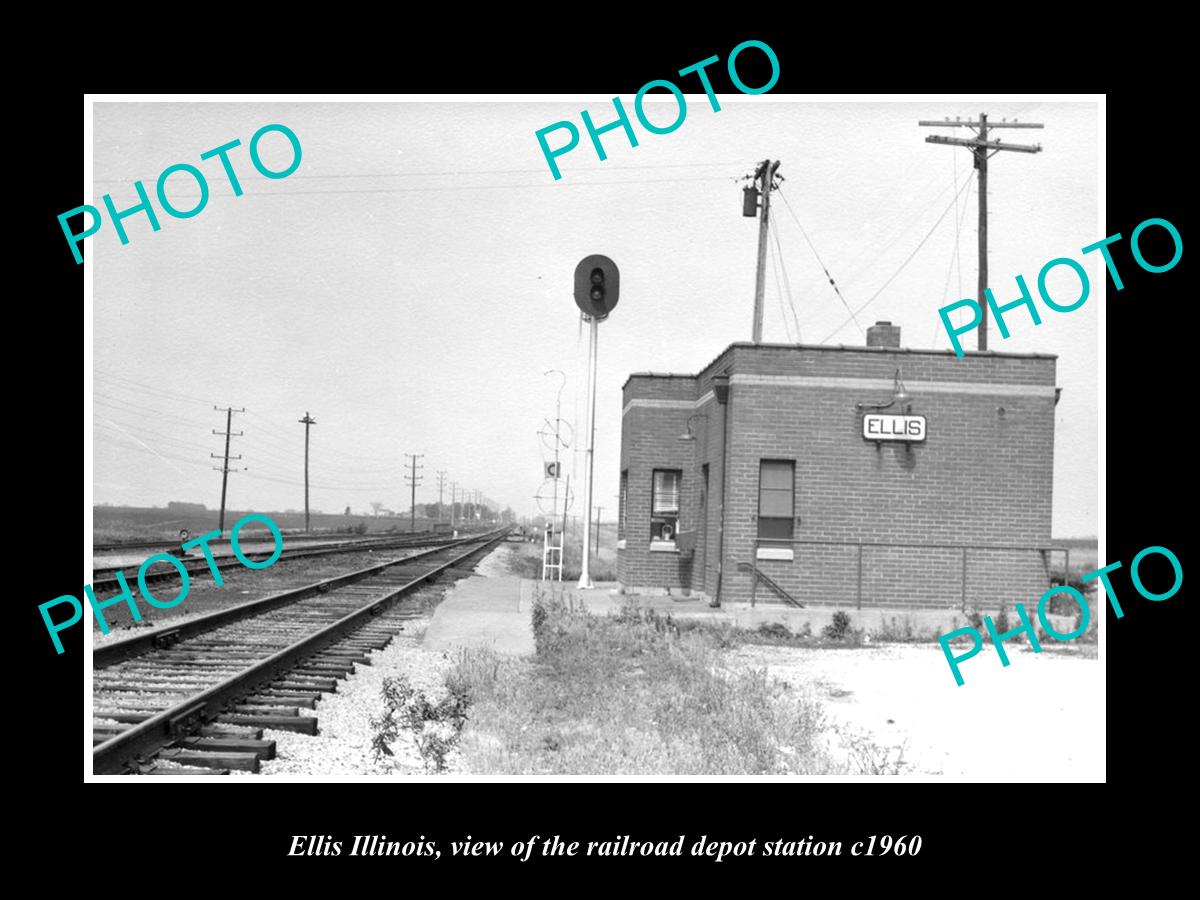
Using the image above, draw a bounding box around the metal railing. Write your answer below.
[747,538,1071,610]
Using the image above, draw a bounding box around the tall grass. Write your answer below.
[446,593,883,775]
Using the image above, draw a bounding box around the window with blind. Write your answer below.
[758,460,795,540]
[650,469,681,542]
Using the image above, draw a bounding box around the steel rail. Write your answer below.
[92,528,510,774]
[89,531,474,589]
[94,529,502,668]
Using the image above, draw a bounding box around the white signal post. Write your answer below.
[572,254,619,590]
[578,316,599,588]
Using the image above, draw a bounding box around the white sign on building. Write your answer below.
[862,414,927,442]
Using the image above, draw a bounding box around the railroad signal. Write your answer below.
[573,254,619,320]
[546,461,561,478]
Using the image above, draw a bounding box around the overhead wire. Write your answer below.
[775,186,860,337]
[929,164,975,347]
[768,215,802,342]
[819,174,975,344]
[766,233,794,343]
[93,161,746,185]
[98,175,738,202]
[93,369,218,406]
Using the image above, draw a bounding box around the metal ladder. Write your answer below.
[542,526,563,581]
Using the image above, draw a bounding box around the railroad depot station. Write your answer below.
[615,322,1062,612]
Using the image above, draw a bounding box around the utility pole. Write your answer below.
[594,505,603,557]
[449,481,457,528]
[404,453,424,532]
[435,470,446,522]
[298,411,316,532]
[920,114,1043,351]
[746,159,782,343]
[211,406,244,535]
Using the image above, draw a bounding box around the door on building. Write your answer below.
[697,464,710,594]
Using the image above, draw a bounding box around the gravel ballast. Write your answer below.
[237,545,513,777]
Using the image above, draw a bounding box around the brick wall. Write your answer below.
[618,343,1059,611]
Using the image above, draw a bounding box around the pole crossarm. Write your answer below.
[924,135,1042,153]
[918,119,1043,128]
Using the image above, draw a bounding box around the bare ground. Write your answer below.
[728,641,1103,780]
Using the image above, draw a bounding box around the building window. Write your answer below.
[758,460,795,540]
[619,470,628,541]
[650,469,681,542]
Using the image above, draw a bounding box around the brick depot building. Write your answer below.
[616,322,1061,611]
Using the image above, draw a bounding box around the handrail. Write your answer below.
[747,537,1074,612]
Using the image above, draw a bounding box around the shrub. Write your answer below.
[823,610,853,640]
[369,674,470,772]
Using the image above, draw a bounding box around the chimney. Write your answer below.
[866,321,901,349]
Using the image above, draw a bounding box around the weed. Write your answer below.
[823,610,853,640]
[757,622,792,640]
[369,674,470,772]
[871,616,921,643]
[833,724,908,775]
[449,599,853,774]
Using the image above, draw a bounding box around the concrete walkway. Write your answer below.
[422,575,534,655]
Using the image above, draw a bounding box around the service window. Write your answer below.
[758,460,795,540]
[650,469,681,543]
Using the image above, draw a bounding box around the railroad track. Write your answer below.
[93,530,448,555]
[89,531,480,595]
[92,528,510,775]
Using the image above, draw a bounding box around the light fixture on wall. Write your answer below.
[678,414,709,441]
[855,368,912,412]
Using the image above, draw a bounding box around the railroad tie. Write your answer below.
[199,724,263,739]
[267,681,333,696]
[232,704,301,717]
[177,736,276,760]
[216,713,318,734]
[146,766,230,776]
[246,692,318,709]
[158,747,261,773]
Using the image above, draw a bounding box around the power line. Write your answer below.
[93,369,217,405]
[835,174,964,290]
[929,173,975,348]
[820,175,974,344]
[103,174,737,201]
[766,233,793,343]
[92,161,746,184]
[767,216,802,342]
[776,186,860,337]
[94,393,215,428]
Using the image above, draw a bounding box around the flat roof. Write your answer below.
[622,340,1058,389]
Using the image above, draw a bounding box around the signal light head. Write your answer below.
[573,254,619,319]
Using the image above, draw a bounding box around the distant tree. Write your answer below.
[370,501,383,517]
[344,505,351,516]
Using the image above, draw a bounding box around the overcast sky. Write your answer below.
[90,98,1098,536]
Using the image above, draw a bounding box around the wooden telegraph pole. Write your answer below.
[404,453,424,532]
[748,159,781,343]
[920,114,1043,351]
[211,406,244,535]
[298,411,316,532]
